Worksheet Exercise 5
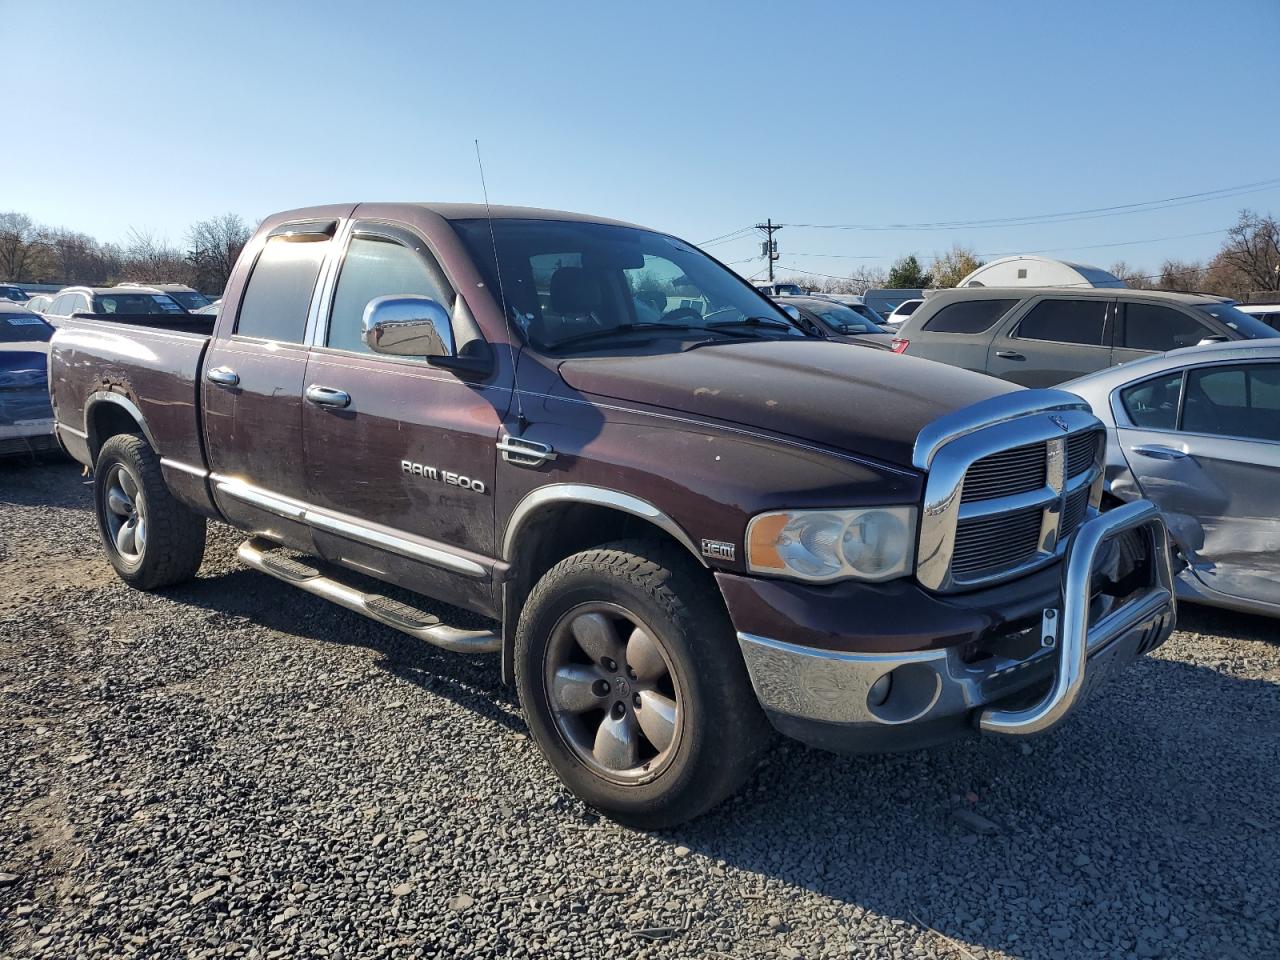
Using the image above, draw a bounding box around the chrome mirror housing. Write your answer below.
[362,295,455,358]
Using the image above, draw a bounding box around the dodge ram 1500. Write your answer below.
[49,203,1177,827]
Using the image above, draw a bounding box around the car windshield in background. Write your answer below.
[1195,303,1278,339]
[0,286,30,301]
[810,303,882,334]
[0,312,53,342]
[168,291,212,310]
[451,218,805,351]
[91,293,186,315]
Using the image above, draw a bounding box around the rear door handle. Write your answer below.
[205,366,240,387]
[305,384,352,409]
[995,350,1024,360]
[1132,444,1188,461]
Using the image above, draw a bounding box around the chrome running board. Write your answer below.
[237,537,500,655]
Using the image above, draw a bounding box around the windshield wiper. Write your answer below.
[545,322,703,350]
[708,316,798,333]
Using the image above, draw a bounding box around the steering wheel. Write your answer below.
[659,306,704,325]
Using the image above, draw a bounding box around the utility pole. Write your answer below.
[756,219,782,283]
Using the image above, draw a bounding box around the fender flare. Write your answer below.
[84,390,160,457]
[501,483,707,567]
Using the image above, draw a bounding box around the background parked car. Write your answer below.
[0,284,31,303]
[810,293,888,326]
[24,293,53,314]
[1065,340,1280,618]
[115,282,213,312]
[42,286,189,327]
[0,303,56,456]
[754,282,808,296]
[1237,301,1280,330]
[882,297,924,326]
[862,287,925,320]
[774,295,895,349]
[891,287,1277,386]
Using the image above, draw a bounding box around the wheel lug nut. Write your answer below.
[612,702,625,719]
[603,657,617,672]
[592,679,611,697]
[627,667,637,680]
[632,693,641,708]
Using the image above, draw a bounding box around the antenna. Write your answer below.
[475,139,527,432]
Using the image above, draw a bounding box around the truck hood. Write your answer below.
[557,340,1020,468]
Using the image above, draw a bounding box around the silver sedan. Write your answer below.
[1065,340,1280,617]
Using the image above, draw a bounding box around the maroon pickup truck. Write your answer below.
[48,203,1177,827]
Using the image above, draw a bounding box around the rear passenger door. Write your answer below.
[1111,301,1218,366]
[203,221,335,550]
[1115,361,1280,608]
[985,297,1113,387]
[905,297,1020,373]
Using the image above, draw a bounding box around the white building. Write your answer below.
[957,255,1125,289]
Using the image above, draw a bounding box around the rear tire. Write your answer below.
[516,539,772,829]
[93,433,206,590]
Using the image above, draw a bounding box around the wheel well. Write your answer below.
[500,502,718,683]
[87,403,144,463]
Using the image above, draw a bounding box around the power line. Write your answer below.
[777,177,1280,232]
[770,226,1235,263]
[698,225,757,246]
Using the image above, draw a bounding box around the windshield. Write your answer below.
[848,303,886,324]
[168,291,211,310]
[451,218,806,351]
[0,311,52,342]
[0,287,29,302]
[805,302,883,334]
[1194,302,1279,340]
[91,293,187,315]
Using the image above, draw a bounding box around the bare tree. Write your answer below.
[0,212,41,281]
[42,227,111,285]
[1155,259,1208,293]
[1213,210,1280,294]
[187,213,251,295]
[120,228,191,285]
[1107,260,1155,289]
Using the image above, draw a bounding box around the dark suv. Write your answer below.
[892,287,1277,387]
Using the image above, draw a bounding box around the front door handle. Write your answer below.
[1132,444,1188,461]
[305,384,352,409]
[205,366,240,387]
[995,350,1025,360]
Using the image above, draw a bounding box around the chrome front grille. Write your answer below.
[952,505,1044,576]
[915,396,1105,593]
[962,442,1047,503]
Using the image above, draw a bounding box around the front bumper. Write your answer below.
[734,501,1177,753]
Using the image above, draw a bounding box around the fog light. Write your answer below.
[867,673,893,707]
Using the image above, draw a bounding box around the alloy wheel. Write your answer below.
[543,602,683,783]
[103,463,146,563]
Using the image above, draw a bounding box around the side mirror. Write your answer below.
[779,304,801,321]
[363,295,455,358]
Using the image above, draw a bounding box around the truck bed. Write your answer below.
[66,311,216,336]
[48,315,211,475]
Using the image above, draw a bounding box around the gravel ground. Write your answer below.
[2,458,1277,960]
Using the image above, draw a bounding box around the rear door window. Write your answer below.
[1182,363,1280,442]
[236,235,329,342]
[1120,303,1212,352]
[922,298,1019,334]
[1120,371,1183,430]
[1015,299,1107,345]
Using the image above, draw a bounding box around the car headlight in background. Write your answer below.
[746,506,917,583]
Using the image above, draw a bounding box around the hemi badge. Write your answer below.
[701,539,736,562]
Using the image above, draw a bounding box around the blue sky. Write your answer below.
[7,0,1279,280]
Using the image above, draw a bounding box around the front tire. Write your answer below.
[93,433,206,590]
[516,539,772,829]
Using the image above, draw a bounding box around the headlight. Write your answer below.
[746,506,917,583]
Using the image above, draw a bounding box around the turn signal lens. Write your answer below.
[745,506,917,583]
[890,338,909,354]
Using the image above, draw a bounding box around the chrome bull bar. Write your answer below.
[978,499,1176,736]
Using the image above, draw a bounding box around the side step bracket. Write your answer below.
[237,537,500,655]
